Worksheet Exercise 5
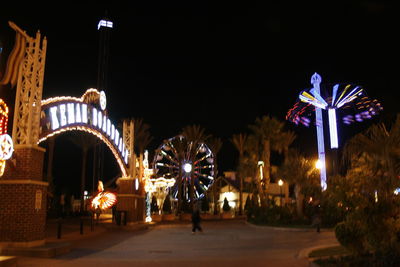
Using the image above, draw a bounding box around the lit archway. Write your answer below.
[38,89,129,177]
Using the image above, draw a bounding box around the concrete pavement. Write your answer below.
[11,218,338,267]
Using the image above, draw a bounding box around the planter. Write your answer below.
[151,214,162,222]
[201,213,220,220]
[162,213,176,221]
[221,212,233,219]
[180,213,192,221]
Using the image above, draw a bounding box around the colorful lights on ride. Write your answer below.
[286,73,382,190]
[0,99,14,176]
[90,181,117,211]
[142,150,175,222]
[287,74,383,149]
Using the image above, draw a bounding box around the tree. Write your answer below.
[278,149,320,218]
[212,176,222,215]
[274,130,296,163]
[180,125,211,210]
[133,118,153,154]
[201,196,210,213]
[67,132,99,213]
[208,137,223,209]
[162,195,172,214]
[166,135,188,214]
[222,197,231,212]
[133,118,153,179]
[181,124,210,143]
[231,133,248,215]
[244,195,252,213]
[248,116,287,207]
[249,115,285,184]
[343,115,400,198]
[207,136,223,178]
[335,114,400,256]
[45,136,56,215]
[151,196,159,214]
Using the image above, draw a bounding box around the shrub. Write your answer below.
[201,196,210,212]
[222,197,231,212]
[181,200,192,213]
[244,195,251,212]
[162,195,172,214]
[334,220,367,256]
[151,196,159,214]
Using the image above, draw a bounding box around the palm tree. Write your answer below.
[275,130,297,163]
[248,115,286,206]
[133,118,153,178]
[231,133,248,215]
[181,124,211,210]
[181,124,210,144]
[207,136,223,175]
[68,132,99,212]
[208,136,223,214]
[165,135,189,213]
[134,118,153,153]
[338,115,400,255]
[278,149,320,218]
[242,134,262,206]
[249,116,285,183]
[45,136,56,213]
[343,114,400,200]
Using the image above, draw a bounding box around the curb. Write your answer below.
[297,243,341,267]
[244,221,331,232]
[0,256,17,267]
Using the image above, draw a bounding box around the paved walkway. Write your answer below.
[15,219,338,267]
[45,215,111,242]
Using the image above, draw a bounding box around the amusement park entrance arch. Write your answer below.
[39,88,131,177]
[0,22,144,248]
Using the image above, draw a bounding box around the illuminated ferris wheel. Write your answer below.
[153,135,215,202]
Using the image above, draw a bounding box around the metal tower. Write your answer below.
[93,16,113,192]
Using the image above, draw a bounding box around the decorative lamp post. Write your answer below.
[278,179,283,206]
[315,159,323,170]
[258,161,264,180]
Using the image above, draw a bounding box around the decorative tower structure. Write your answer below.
[93,16,113,193]
[0,21,48,247]
[116,119,146,223]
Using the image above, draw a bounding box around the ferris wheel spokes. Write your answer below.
[153,135,216,202]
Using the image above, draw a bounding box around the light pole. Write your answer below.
[258,161,264,180]
[258,160,265,191]
[315,159,323,170]
[278,179,283,206]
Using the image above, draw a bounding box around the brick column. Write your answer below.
[116,177,145,223]
[0,145,47,247]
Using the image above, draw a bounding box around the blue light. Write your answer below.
[328,108,338,149]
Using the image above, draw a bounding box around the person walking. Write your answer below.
[312,203,322,233]
[191,204,203,234]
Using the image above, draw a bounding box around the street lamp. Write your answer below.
[258,161,264,180]
[278,179,283,206]
[315,159,323,170]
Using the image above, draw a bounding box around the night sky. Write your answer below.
[1,2,398,194]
